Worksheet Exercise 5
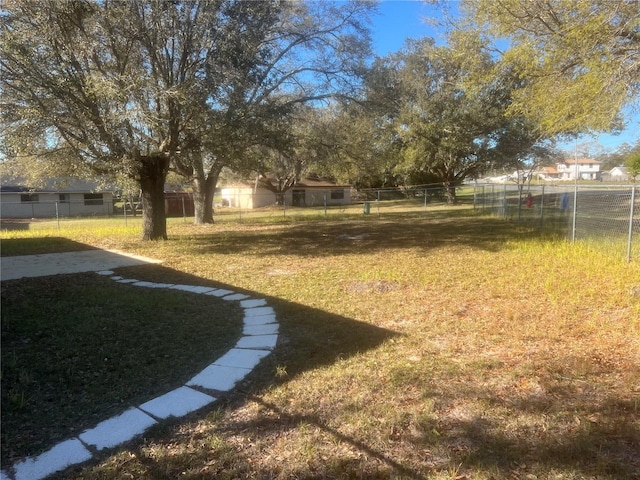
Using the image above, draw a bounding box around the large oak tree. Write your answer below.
[0,0,374,235]
[366,39,550,203]
[176,0,374,223]
[1,0,223,239]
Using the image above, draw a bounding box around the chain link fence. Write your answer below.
[2,183,638,261]
[473,183,639,262]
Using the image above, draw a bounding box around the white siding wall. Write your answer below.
[220,187,351,209]
[0,192,113,218]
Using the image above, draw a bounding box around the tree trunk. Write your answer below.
[193,177,214,224]
[192,166,221,225]
[139,154,170,240]
[443,182,457,204]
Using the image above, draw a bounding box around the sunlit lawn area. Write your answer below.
[1,208,639,479]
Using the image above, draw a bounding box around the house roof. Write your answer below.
[222,176,350,190]
[539,166,558,174]
[561,158,600,165]
[0,177,115,193]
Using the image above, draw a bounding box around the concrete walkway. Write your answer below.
[0,249,161,281]
[0,251,278,480]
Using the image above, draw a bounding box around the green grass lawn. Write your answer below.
[1,211,639,479]
[0,266,244,466]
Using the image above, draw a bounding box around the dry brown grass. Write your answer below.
[3,213,639,479]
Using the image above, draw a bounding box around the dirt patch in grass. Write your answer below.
[345,280,402,294]
[0,268,243,466]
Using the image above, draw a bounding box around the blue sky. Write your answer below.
[370,0,639,153]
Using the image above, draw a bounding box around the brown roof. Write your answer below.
[562,158,600,165]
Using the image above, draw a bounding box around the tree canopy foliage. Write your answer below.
[3,0,636,232]
[458,0,640,136]
[626,151,640,181]
[1,0,374,236]
[355,38,552,202]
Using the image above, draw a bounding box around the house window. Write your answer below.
[20,194,39,202]
[59,194,70,203]
[330,189,344,200]
[84,193,103,206]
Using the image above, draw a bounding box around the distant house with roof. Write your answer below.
[536,166,559,181]
[600,166,639,182]
[0,180,114,218]
[555,158,601,180]
[220,176,352,209]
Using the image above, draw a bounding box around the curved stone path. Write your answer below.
[1,255,278,480]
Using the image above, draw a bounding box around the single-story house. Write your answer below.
[536,166,559,181]
[0,181,114,218]
[601,166,639,182]
[220,177,352,209]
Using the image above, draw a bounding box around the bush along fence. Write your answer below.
[473,183,639,262]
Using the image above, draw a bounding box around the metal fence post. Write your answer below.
[55,202,60,230]
[473,184,476,210]
[503,184,507,218]
[517,187,522,222]
[491,185,495,213]
[324,192,327,217]
[627,184,636,263]
[572,185,578,242]
[540,185,545,228]
[482,185,485,213]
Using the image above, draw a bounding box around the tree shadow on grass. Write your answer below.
[103,351,637,480]
[0,237,98,256]
[7,236,634,480]
[417,385,640,479]
[2,258,404,479]
[184,215,554,259]
[69,256,640,480]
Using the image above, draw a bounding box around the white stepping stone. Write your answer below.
[244,306,275,317]
[213,348,270,369]
[109,275,124,280]
[96,270,114,276]
[138,386,215,420]
[235,334,278,350]
[187,364,251,391]
[243,314,277,326]
[140,282,174,289]
[117,278,139,284]
[243,323,279,336]
[132,281,161,288]
[79,408,156,451]
[222,293,250,301]
[170,285,216,294]
[204,288,234,297]
[12,438,92,480]
[240,298,268,308]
